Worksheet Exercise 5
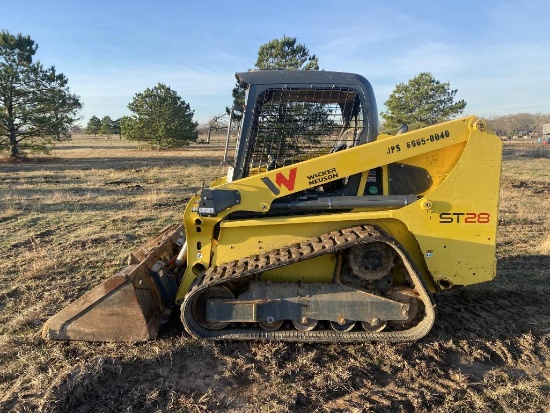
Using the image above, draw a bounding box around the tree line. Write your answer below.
[85,116,121,138]
[485,113,550,138]
[3,28,544,157]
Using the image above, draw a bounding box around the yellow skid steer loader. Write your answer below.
[43,70,502,343]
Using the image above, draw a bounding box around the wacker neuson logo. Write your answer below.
[262,167,297,194]
[275,167,297,191]
[261,166,340,195]
[307,168,339,185]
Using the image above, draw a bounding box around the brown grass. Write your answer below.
[540,234,550,255]
[0,137,549,412]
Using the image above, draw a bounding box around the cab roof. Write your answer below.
[236,70,372,89]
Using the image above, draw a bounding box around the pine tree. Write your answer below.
[0,31,81,156]
[381,72,466,128]
[122,83,198,149]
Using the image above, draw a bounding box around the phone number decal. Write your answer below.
[406,130,451,149]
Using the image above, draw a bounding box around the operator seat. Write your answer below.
[330,128,356,153]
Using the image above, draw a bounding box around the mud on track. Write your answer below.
[0,139,549,412]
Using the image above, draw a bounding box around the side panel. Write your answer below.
[393,128,502,288]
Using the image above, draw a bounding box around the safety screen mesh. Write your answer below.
[244,87,364,176]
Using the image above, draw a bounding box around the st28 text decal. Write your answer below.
[439,212,491,224]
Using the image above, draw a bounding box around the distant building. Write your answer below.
[543,124,550,144]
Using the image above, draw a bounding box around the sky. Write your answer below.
[2,0,549,126]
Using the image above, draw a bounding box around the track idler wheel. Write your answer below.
[330,320,356,332]
[361,318,388,332]
[292,318,318,331]
[191,285,234,331]
[258,319,284,331]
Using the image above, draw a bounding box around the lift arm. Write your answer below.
[197,116,486,218]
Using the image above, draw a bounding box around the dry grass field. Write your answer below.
[1,135,549,412]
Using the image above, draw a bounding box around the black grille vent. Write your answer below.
[244,87,365,177]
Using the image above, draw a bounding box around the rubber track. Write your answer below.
[181,225,436,342]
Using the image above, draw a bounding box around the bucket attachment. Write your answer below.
[42,224,185,343]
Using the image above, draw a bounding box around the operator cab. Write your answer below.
[227,70,378,182]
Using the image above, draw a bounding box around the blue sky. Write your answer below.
[3,0,549,125]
